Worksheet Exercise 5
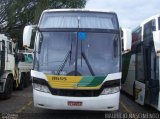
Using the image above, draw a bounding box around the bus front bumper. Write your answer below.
[33,89,120,111]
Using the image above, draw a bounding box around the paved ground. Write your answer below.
[0,85,159,119]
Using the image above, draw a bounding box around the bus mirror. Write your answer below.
[121,28,132,52]
[153,30,160,56]
[23,25,36,48]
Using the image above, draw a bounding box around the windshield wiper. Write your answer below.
[81,52,95,76]
[56,36,73,75]
[56,51,71,75]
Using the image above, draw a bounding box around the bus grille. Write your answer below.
[50,89,102,97]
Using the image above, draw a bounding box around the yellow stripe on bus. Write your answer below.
[46,75,101,89]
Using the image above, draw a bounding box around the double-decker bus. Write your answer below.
[23,9,130,111]
[122,14,160,111]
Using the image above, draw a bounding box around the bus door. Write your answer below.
[144,45,159,108]
[135,44,145,105]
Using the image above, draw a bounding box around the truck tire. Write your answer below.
[24,72,30,88]
[0,75,13,99]
[19,73,25,90]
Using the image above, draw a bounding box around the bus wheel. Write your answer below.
[0,75,13,99]
[19,73,25,90]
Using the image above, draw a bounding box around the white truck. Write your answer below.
[0,34,33,99]
[17,50,33,89]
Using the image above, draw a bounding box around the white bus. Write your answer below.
[122,14,160,111]
[23,9,130,111]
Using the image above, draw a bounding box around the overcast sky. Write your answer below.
[85,0,160,29]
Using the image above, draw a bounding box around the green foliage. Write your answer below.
[0,0,87,49]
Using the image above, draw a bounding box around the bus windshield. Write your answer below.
[39,12,118,30]
[38,31,120,76]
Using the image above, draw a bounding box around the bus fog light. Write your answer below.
[101,87,120,95]
[33,83,51,93]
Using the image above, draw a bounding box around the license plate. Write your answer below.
[68,101,82,106]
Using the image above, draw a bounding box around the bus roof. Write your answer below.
[42,9,116,15]
[132,13,160,31]
[140,13,160,27]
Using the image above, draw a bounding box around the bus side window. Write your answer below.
[136,45,145,83]
[143,19,156,41]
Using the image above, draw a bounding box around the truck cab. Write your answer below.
[0,34,33,99]
[0,34,15,99]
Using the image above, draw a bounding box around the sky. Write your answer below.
[85,0,160,29]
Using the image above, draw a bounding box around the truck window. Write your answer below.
[7,42,12,54]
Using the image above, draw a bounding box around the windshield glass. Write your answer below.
[24,54,33,63]
[40,12,118,30]
[37,32,120,76]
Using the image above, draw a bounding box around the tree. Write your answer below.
[0,0,87,49]
[0,0,12,29]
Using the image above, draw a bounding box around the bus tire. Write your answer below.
[0,75,13,99]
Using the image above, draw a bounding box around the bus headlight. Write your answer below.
[101,87,120,95]
[33,83,51,93]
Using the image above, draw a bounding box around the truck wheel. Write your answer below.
[24,72,30,88]
[19,73,25,90]
[0,75,13,99]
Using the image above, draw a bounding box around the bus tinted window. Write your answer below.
[136,45,145,83]
[158,17,160,30]
[143,20,156,41]
[132,27,141,44]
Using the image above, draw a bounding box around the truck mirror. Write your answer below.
[121,28,132,52]
[23,25,37,48]
[153,30,160,56]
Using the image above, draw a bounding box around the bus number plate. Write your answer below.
[68,101,82,106]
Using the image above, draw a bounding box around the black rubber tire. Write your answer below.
[0,75,13,99]
[18,73,25,90]
[24,72,30,88]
